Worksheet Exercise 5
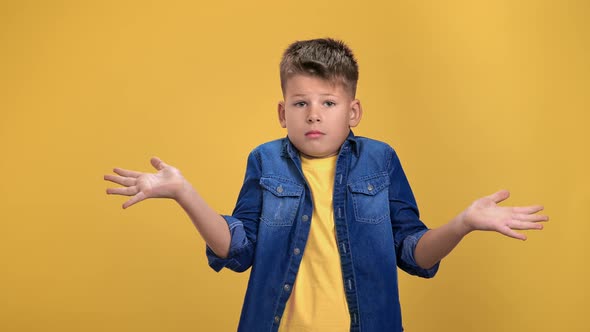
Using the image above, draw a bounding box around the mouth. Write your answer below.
[305,130,325,138]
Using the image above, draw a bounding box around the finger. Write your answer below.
[104,174,136,187]
[511,213,549,223]
[150,157,167,171]
[488,190,510,204]
[113,168,142,178]
[498,225,527,240]
[123,191,147,209]
[106,186,138,196]
[513,205,544,214]
[507,220,544,230]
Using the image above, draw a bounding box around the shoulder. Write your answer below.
[250,138,287,155]
[351,136,403,171]
[244,137,289,166]
[353,136,398,156]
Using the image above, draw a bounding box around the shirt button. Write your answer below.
[283,284,291,292]
[302,215,309,222]
[274,316,280,324]
[277,185,284,193]
[293,248,301,255]
[367,184,374,191]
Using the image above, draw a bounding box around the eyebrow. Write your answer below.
[290,93,338,98]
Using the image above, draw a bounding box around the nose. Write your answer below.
[307,108,321,123]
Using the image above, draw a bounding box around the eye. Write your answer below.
[324,100,336,107]
[293,101,307,107]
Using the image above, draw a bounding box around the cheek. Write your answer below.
[286,112,305,124]
[338,112,352,125]
[284,116,302,131]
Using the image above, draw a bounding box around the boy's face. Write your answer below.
[278,74,362,159]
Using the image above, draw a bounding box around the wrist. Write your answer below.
[174,179,195,204]
[453,211,473,237]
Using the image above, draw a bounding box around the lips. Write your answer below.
[305,130,325,138]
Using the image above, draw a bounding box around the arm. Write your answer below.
[414,190,549,269]
[104,157,231,258]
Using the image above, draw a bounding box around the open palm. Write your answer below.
[104,157,185,209]
[462,190,548,240]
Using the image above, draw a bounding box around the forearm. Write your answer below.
[414,212,471,269]
[175,181,231,258]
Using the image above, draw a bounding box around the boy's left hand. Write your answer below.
[459,190,549,240]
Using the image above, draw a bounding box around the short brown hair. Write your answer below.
[280,38,359,96]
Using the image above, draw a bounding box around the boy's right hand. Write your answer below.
[104,157,187,209]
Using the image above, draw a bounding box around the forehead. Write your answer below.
[283,74,353,98]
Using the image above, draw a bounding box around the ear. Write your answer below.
[278,101,287,128]
[348,99,363,127]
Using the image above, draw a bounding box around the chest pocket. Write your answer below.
[348,173,391,224]
[259,176,303,226]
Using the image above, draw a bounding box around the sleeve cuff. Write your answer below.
[400,229,440,278]
[205,215,251,272]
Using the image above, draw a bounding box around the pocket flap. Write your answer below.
[348,173,390,196]
[260,177,303,197]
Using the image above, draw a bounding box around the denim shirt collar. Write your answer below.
[280,130,360,159]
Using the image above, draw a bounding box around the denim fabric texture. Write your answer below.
[207,131,439,332]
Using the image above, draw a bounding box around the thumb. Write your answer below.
[488,189,510,204]
[150,156,167,171]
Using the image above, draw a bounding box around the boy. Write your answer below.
[104,38,547,331]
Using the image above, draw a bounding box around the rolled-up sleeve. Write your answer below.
[206,150,262,273]
[388,148,440,278]
[206,215,255,272]
[398,229,439,278]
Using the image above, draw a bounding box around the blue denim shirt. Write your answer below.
[207,131,439,332]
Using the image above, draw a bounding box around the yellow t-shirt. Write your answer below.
[278,155,350,332]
